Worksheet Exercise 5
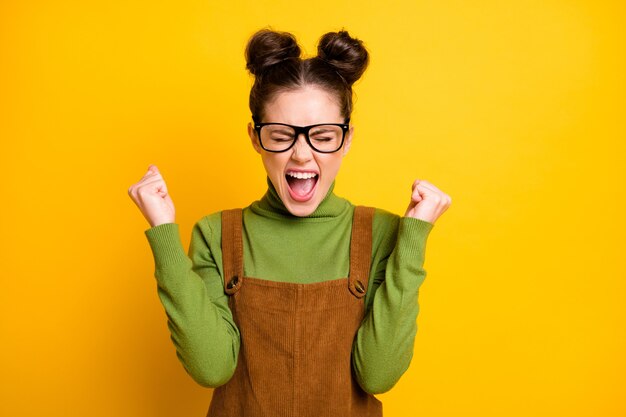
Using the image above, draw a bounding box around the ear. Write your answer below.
[248,122,262,154]
[342,125,354,156]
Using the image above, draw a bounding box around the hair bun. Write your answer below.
[245,28,301,76]
[317,30,369,86]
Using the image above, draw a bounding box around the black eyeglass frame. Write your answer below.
[253,119,351,153]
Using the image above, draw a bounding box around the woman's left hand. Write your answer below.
[404,179,452,224]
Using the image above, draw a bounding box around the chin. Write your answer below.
[280,191,319,217]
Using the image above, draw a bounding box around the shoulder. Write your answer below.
[358,206,401,256]
[192,210,225,245]
[202,210,224,229]
[374,205,400,237]
[194,206,250,242]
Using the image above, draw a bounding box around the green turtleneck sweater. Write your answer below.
[144,177,434,395]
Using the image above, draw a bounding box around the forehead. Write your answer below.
[263,85,342,125]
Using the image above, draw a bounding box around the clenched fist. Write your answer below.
[404,179,452,225]
[128,164,176,228]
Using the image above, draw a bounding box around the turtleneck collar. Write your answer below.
[251,176,350,221]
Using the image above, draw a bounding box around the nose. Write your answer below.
[290,133,313,162]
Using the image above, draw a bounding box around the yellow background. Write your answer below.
[1,1,625,416]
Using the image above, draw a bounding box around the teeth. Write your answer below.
[286,171,318,179]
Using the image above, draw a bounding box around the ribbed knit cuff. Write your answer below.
[394,217,434,262]
[144,223,189,269]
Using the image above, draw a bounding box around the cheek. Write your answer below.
[262,154,287,177]
[319,155,343,178]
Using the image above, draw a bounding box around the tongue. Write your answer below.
[288,177,316,196]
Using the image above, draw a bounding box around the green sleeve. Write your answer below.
[144,218,240,388]
[351,212,434,394]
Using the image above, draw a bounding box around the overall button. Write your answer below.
[355,279,365,294]
[227,275,239,289]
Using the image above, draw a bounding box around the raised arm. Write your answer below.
[351,178,450,394]
[351,212,434,394]
[144,218,240,388]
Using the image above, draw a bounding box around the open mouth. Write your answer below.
[285,171,319,202]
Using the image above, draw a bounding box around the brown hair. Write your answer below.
[245,28,370,123]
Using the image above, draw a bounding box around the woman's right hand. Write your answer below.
[128,164,176,228]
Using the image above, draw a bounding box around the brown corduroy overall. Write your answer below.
[206,206,383,417]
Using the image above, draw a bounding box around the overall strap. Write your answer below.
[349,206,376,299]
[221,208,244,295]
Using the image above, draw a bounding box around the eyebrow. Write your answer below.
[310,127,333,133]
[270,128,295,135]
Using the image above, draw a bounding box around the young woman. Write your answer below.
[129,28,451,417]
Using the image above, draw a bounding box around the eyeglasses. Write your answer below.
[254,120,350,153]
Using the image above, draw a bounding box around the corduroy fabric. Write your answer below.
[207,206,383,417]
